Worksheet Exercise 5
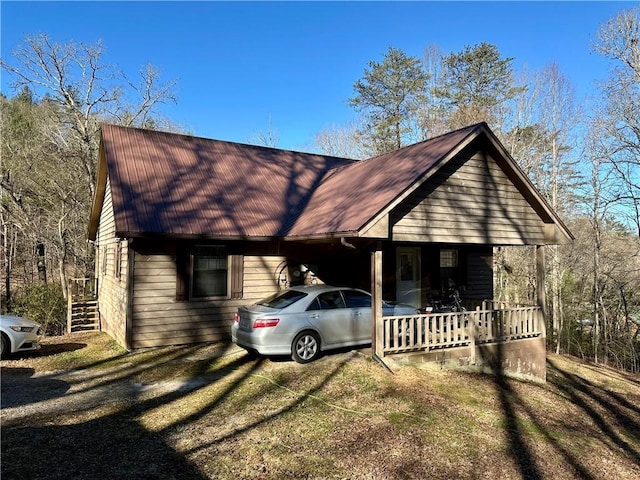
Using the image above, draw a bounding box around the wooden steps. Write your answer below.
[67,278,100,334]
[68,299,100,333]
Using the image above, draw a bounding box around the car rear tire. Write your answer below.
[1,333,9,360]
[243,348,261,360]
[292,331,320,363]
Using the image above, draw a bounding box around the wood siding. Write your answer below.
[391,148,548,245]
[95,179,129,347]
[130,245,288,348]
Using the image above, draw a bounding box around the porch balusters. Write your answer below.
[381,304,544,355]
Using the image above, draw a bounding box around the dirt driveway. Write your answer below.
[1,334,254,424]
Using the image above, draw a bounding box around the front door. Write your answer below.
[396,247,421,308]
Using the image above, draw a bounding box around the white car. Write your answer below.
[0,314,42,359]
[232,285,418,363]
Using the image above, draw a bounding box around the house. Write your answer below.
[87,122,573,379]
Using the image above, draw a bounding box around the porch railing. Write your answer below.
[382,305,543,355]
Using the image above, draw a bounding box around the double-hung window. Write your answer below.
[192,246,228,298]
[176,244,243,301]
[440,248,459,290]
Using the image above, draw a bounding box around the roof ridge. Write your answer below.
[319,122,487,178]
[361,122,487,162]
[101,123,358,163]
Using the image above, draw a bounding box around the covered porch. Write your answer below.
[369,245,548,380]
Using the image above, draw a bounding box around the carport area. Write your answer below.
[277,238,548,381]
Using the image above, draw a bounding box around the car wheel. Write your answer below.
[1,334,9,360]
[292,331,320,363]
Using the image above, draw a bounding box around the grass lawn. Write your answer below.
[1,332,639,479]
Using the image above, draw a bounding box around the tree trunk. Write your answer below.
[552,244,560,354]
[2,222,10,309]
[593,224,601,364]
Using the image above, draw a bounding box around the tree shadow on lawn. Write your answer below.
[35,341,88,357]
[479,344,640,480]
[178,351,359,458]
[1,343,357,480]
[2,414,206,480]
[1,343,252,479]
[1,367,71,408]
[546,357,640,462]
[479,343,547,480]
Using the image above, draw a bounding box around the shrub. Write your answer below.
[12,283,67,336]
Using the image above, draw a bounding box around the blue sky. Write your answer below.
[0,1,634,151]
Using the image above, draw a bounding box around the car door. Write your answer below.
[306,290,353,346]
[342,290,372,341]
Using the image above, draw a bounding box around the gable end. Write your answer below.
[390,143,551,246]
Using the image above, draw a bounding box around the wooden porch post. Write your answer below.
[371,243,383,358]
[536,245,547,339]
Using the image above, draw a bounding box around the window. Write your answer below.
[176,244,243,301]
[308,291,346,311]
[257,290,307,309]
[343,290,371,308]
[440,249,458,268]
[114,241,122,280]
[192,246,228,298]
[101,245,107,276]
[440,249,459,290]
[400,252,418,282]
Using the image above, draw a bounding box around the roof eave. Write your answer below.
[87,135,108,241]
[478,124,575,244]
[116,232,280,242]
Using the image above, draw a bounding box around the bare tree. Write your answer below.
[1,34,177,197]
[593,7,640,237]
[1,34,178,299]
[247,115,280,148]
[312,121,367,159]
[535,62,581,353]
[416,44,449,140]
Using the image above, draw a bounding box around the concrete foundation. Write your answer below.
[388,336,547,382]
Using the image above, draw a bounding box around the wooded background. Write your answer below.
[2,8,638,371]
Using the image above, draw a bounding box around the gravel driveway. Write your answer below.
[1,339,248,425]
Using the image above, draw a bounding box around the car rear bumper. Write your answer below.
[231,324,291,356]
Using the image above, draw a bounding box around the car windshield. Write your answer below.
[256,290,308,309]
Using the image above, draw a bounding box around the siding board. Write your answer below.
[95,179,129,347]
[391,148,546,245]
[465,248,494,299]
[129,246,287,348]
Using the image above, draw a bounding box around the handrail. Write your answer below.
[68,277,97,301]
[382,306,543,355]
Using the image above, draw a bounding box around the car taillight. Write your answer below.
[233,313,240,323]
[253,318,280,328]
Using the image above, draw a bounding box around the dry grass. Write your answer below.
[1,332,639,480]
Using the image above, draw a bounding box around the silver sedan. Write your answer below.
[231,285,418,363]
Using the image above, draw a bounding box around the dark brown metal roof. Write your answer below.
[94,123,486,240]
[288,123,483,236]
[100,124,354,238]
